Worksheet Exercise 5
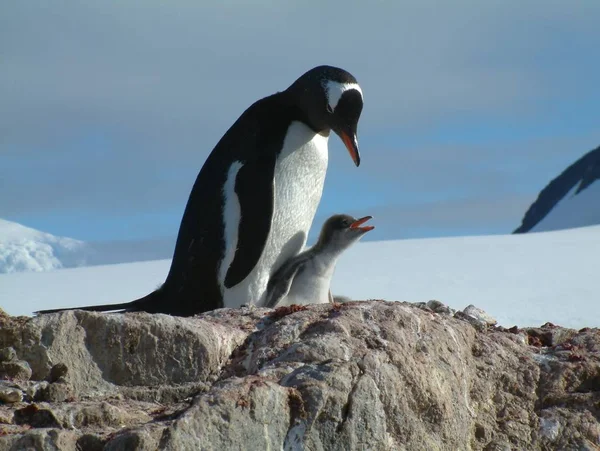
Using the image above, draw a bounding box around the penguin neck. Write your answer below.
[309,240,347,271]
[282,86,330,136]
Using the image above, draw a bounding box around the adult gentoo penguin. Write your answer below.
[36,65,364,317]
[264,214,374,308]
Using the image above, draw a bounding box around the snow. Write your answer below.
[1,224,598,329]
[0,219,89,273]
[531,181,600,233]
[332,225,599,329]
[0,219,174,274]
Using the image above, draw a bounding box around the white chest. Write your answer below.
[221,121,329,308]
[282,258,336,306]
[269,122,329,264]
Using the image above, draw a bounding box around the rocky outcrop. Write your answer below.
[514,144,600,234]
[0,301,598,450]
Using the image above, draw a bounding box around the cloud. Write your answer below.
[1,0,599,239]
[310,193,536,241]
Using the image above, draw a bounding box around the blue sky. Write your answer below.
[1,0,599,248]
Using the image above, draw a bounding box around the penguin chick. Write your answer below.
[263,214,374,308]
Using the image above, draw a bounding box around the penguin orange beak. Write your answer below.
[350,216,374,232]
[340,132,361,167]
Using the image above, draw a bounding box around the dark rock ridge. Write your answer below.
[0,301,599,450]
[514,144,600,233]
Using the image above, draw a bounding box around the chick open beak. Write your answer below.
[349,216,374,232]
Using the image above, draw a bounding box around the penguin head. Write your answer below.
[287,66,364,167]
[316,214,374,253]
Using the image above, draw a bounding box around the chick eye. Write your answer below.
[341,219,352,228]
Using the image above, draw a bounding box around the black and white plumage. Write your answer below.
[264,214,374,308]
[36,65,364,317]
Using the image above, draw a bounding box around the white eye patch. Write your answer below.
[324,80,363,112]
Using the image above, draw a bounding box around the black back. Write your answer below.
[157,66,363,315]
[162,92,301,315]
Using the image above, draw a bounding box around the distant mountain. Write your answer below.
[0,219,174,274]
[0,219,90,273]
[514,145,600,234]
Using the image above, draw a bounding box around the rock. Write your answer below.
[484,440,512,451]
[159,378,291,451]
[0,429,80,451]
[0,345,33,382]
[426,299,454,315]
[76,434,106,451]
[0,387,23,403]
[47,363,68,383]
[525,322,578,348]
[0,347,16,363]
[413,299,455,316]
[0,408,14,424]
[35,381,75,403]
[13,403,62,428]
[25,381,50,402]
[332,295,353,303]
[104,427,164,451]
[463,304,497,326]
[0,360,32,381]
[0,302,597,450]
[0,309,249,393]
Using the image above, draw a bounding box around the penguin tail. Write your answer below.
[34,289,164,316]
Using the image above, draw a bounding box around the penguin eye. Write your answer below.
[341,219,352,228]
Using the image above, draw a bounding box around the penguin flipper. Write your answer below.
[263,253,311,308]
[224,154,276,289]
